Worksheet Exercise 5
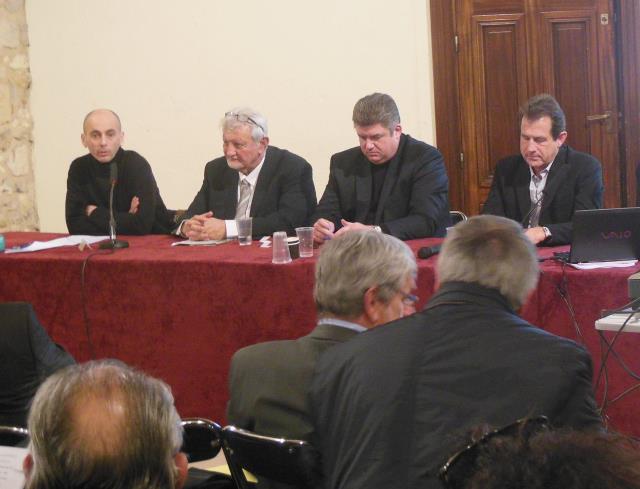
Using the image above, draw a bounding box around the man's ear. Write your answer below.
[23,453,34,480]
[556,130,568,147]
[81,133,87,148]
[362,286,380,326]
[260,136,270,152]
[174,452,188,489]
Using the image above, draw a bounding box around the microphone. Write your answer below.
[417,244,441,259]
[520,189,547,228]
[100,162,129,249]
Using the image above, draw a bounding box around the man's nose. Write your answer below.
[526,140,536,153]
[365,140,375,150]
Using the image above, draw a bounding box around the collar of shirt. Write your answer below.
[238,153,266,194]
[529,158,554,202]
[317,317,367,333]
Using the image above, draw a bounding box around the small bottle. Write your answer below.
[0,234,5,252]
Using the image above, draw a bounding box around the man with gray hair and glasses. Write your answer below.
[22,360,188,489]
[313,92,450,244]
[310,215,601,489]
[179,108,316,240]
[227,230,418,445]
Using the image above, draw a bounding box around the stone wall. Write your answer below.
[0,0,38,231]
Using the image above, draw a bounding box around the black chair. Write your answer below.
[181,418,223,463]
[220,425,320,489]
[0,425,29,447]
[450,210,468,225]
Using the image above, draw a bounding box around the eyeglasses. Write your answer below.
[400,292,419,307]
[225,111,265,133]
[438,415,549,489]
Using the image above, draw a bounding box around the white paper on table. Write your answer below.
[568,260,637,270]
[0,446,28,489]
[171,239,231,247]
[4,235,109,254]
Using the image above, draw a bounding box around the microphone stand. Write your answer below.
[100,162,129,249]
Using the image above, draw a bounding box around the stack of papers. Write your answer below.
[0,446,27,489]
[567,260,637,270]
[4,235,109,254]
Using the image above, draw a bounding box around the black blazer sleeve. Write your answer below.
[544,155,603,245]
[382,144,450,239]
[551,344,602,430]
[0,303,75,427]
[226,350,255,431]
[251,152,316,237]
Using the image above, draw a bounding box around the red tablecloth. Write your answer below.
[1,232,638,435]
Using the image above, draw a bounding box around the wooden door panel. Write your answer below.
[551,20,590,153]
[539,10,596,155]
[474,17,527,188]
[460,11,528,212]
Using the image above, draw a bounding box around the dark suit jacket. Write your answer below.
[0,303,75,427]
[227,323,359,441]
[184,146,317,237]
[482,145,603,245]
[313,134,450,239]
[310,282,602,489]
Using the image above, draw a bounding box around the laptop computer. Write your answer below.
[557,207,640,263]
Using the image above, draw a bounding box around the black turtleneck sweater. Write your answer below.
[65,148,174,235]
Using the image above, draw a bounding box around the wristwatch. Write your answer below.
[372,225,382,233]
[543,227,551,239]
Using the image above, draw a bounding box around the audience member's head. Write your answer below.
[314,230,417,327]
[440,420,640,489]
[24,359,187,489]
[437,215,539,309]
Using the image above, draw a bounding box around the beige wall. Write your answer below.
[26,0,435,232]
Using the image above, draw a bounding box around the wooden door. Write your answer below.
[452,0,620,214]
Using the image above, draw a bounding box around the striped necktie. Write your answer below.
[235,179,251,219]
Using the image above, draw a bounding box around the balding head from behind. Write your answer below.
[24,360,187,489]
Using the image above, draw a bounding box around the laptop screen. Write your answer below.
[569,208,640,263]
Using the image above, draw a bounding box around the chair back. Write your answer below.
[0,425,29,447]
[221,426,320,489]
[450,211,468,225]
[181,418,222,463]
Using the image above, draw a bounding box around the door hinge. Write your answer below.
[454,35,459,53]
[459,152,464,167]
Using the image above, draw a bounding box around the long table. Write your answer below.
[1,232,639,436]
